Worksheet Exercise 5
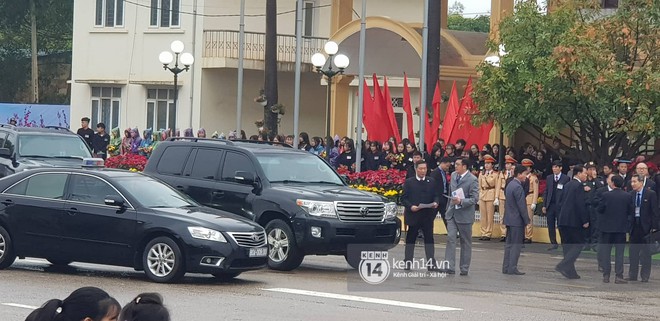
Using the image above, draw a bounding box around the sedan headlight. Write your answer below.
[296,199,337,218]
[384,202,398,220]
[188,226,227,243]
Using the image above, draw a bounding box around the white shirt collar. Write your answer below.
[608,186,613,191]
[416,175,425,181]
[574,177,582,183]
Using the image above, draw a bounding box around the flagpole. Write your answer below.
[419,0,429,155]
[355,0,367,172]
[236,0,246,135]
[293,0,303,149]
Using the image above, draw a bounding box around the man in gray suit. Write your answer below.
[502,165,531,275]
[444,157,480,275]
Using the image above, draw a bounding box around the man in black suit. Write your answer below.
[401,160,440,270]
[430,157,451,228]
[555,164,590,279]
[502,165,530,275]
[617,159,632,191]
[542,160,571,250]
[625,162,656,192]
[628,174,660,282]
[597,175,633,284]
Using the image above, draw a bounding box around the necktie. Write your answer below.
[456,174,462,185]
[555,175,559,182]
[636,192,642,207]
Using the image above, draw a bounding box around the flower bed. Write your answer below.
[105,154,148,172]
[338,168,406,203]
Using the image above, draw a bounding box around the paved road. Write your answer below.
[1,237,658,321]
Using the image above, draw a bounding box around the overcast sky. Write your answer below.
[455,0,548,17]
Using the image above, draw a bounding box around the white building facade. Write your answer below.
[70,0,441,138]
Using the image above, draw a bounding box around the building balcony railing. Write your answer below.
[203,30,328,64]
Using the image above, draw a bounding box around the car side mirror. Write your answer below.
[104,195,125,207]
[234,171,256,185]
[0,148,11,158]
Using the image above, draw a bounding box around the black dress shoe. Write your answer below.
[499,237,506,242]
[523,239,532,244]
[460,271,468,276]
[641,278,649,283]
[615,277,628,284]
[508,270,525,275]
[603,277,610,283]
[555,266,571,279]
[569,274,581,280]
[482,237,491,241]
[548,245,559,251]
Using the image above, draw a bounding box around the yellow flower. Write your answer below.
[129,168,138,172]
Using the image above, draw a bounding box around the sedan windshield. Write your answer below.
[256,153,345,185]
[113,176,200,208]
[18,135,92,159]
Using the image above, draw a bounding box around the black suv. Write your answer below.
[0,125,93,177]
[145,138,401,271]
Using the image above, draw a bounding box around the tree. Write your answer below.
[263,0,279,135]
[448,0,465,15]
[447,15,490,33]
[473,0,660,165]
[0,0,72,103]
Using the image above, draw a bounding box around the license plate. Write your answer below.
[249,247,268,257]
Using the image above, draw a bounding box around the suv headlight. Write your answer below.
[188,226,227,243]
[384,202,398,220]
[296,199,337,218]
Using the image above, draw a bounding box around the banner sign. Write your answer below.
[0,103,70,128]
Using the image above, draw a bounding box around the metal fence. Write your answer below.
[203,30,327,64]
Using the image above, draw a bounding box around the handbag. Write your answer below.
[646,230,660,255]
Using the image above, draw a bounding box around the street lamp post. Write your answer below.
[311,41,350,159]
[159,40,195,131]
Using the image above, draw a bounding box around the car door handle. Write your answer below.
[211,191,224,197]
[175,185,186,191]
[66,207,79,216]
[1,199,13,206]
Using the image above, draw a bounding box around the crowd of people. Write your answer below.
[25,287,170,321]
[399,143,659,283]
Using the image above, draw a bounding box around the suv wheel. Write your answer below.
[265,220,303,271]
[0,226,17,269]
[212,272,242,281]
[344,253,361,269]
[143,237,185,283]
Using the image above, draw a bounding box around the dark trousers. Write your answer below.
[502,226,525,274]
[546,204,559,245]
[404,219,435,268]
[557,226,584,276]
[598,232,626,278]
[585,207,599,247]
[629,223,652,281]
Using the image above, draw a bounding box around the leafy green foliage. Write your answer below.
[0,0,72,102]
[447,15,490,33]
[473,0,660,164]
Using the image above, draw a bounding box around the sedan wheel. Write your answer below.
[0,226,16,270]
[142,237,185,283]
[264,219,303,271]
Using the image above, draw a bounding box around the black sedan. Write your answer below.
[0,167,268,283]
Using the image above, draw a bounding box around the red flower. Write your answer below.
[105,154,148,171]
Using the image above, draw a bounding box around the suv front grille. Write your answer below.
[227,232,267,247]
[335,202,385,222]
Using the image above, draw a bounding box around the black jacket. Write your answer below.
[401,176,440,227]
[429,167,449,214]
[337,151,356,169]
[597,188,634,233]
[558,179,589,228]
[364,151,384,171]
[543,173,571,209]
[630,187,660,234]
[77,127,94,147]
[92,133,110,156]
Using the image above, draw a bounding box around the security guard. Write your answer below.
[496,155,517,242]
[479,155,499,240]
[521,158,538,244]
[584,162,605,251]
